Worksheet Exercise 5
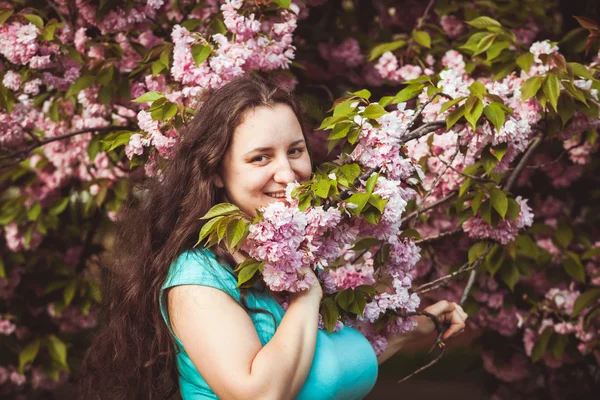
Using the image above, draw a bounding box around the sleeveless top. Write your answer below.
[159,249,378,399]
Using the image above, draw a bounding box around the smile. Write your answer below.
[265,191,286,199]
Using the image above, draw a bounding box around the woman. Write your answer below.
[79,74,467,399]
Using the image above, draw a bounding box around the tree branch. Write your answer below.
[0,126,130,161]
[403,0,437,61]
[504,136,542,192]
[399,120,446,144]
[400,191,457,226]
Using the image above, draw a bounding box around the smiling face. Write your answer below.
[215,103,312,217]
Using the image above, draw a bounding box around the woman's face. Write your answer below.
[215,103,312,217]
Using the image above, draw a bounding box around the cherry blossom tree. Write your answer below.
[0,0,599,398]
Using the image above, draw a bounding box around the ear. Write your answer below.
[214,175,224,188]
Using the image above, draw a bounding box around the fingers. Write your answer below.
[424,300,455,316]
[442,302,468,341]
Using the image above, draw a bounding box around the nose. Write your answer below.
[273,157,297,184]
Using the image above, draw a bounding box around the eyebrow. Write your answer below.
[244,139,306,156]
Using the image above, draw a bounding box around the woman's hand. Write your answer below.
[289,266,323,305]
[412,300,468,341]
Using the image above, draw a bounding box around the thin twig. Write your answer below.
[0,126,130,161]
[404,92,454,134]
[400,191,456,226]
[415,227,462,245]
[410,136,461,227]
[504,136,542,192]
[403,0,437,61]
[521,139,585,170]
[24,130,42,145]
[460,270,477,305]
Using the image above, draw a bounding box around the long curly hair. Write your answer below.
[78,73,309,399]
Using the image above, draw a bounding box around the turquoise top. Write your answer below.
[159,249,378,400]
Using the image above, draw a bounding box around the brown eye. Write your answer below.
[252,155,269,163]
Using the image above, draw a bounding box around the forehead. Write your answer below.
[230,103,303,150]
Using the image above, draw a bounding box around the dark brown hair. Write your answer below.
[78,73,309,399]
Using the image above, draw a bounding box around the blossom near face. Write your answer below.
[216,103,312,217]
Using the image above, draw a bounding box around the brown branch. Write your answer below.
[504,136,542,192]
[403,0,437,61]
[399,120,446,144]
[0,126,130,161]
[410,136,460,228]
[400,191,456,226]
[460,270,477,305]
[415,227,462,246]
[404,92,454,134]
[24,130,42,145]
[522,139,585,170]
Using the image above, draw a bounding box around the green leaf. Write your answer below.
[483,102,506,132]
[393,84,424,103]
[459,177,472,198]
[440,96,466,114]
[368,195,387,213]
[473,33,497,56]
[469,82,487,98]
[27,202,41,221]
[320,298,339,333]
[499,262,519,291]
[554,222,573,248]
[491,142,508,162]
[236,261,261,288]
[506,197,520,220]
[151,60,166,75]
[196,215,225,246]
[399,228,422,240]
[42,22,62,41]
[0,258,5,279]
[191,44,211,66]
[365,173,379,194]
[350,89,371,100]
[582,247,600,260]
[572,289,600,317]
[531,327,552,363]
[368,40,407,61]
[338,164,360,187]
[226,219,247,250]
[557,94,576,127]
[64,280,76,306]
[162,102,177,120]
[485,244,504,276]
[563,253,585,282]
[200,203,240,220]
[49,198,69,216]
[328,122,352,140]
[352,237,382,250]
[24,14,44,29]
[412,30,431,48]
[0,9,14,25]
[347,193,371,215]
[489,188,508,219]
[471,191,484,214]
[464,97,483,130]
[107,132,134,151]
[19,339,41,374]
[550,334,568,360]
[97,66,115,85]
[466,16,501,29]
[363,104,387,119]
[568,62,594,80]
[46,335,68,368]
[272,0,291,9]
[446,105,465,130]
[67,76,96,97]
[333,100,356,117]
[516,235,539,260]
[468,242,489,263]
[313,177,332,198]
[516,53,534,72]
[521,76,543,101]
[379,96,394,107]
[543,73,560,112]
[486,41,509,61]
[318,115,347,130]
[335,289,355,312]
[132,91,163,103]
[481,152,498,175]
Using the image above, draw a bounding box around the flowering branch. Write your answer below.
[400,191,457,226]
[504,136,542,192]
[0,126,132,161]
[399,120,446,143]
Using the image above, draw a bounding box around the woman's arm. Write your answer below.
[168,267,322,400]
[377,300,468,365]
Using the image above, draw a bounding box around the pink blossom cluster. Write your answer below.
[169,1,298,99]
[0,316,16,336]
[375,52,423,82]
[0,22,39,66]
[75,0,164,35]
[463,196,534,244]
[319,38,364,69]
[47,304,99,333]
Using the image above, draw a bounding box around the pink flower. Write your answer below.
[0,317,16,335]
[2,70,21,91]
[0,22,40,65]
[440,15,466,38]
[125,133,145,159]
